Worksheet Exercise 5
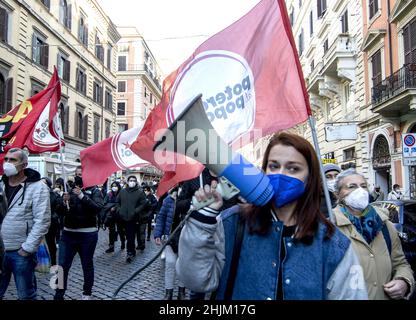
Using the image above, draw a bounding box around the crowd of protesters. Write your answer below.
[0,138,415,300]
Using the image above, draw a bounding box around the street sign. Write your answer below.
[402,133,416,166]
[325,123,357,141]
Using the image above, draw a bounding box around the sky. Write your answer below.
[99,0,260,76]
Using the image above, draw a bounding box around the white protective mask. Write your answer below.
[327,179,336,193]
[344,187,369,211]
[128,181,137,188]
[3,162,18,177]
[111,186,118,192]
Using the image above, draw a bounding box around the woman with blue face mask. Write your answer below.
[176,132,368,300]
[333,169,414,300]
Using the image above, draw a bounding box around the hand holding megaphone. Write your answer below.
[193,181,223,211]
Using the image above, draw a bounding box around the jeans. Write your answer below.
[54,230,98,298]
[108,221,126,246]
[124,221,137,256]
[136,222,146,250]
[0,251,37,300]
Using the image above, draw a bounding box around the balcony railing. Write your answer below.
[118,64,162,90]
[372,63,416,105]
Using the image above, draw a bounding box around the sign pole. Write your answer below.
[308,116,335,223]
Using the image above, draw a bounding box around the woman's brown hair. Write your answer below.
[241,132,335,241]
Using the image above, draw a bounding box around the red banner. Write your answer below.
[0,67,63,160]
[131,0,311,196]
[81,126,149,187]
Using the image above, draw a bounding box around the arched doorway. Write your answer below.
[372,135,391,196]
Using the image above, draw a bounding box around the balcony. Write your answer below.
[321,34,357,82]
[118,64,162,91]
[371,64,416,117]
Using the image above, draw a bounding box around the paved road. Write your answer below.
[3,229,186,300]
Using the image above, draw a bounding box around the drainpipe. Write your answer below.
[387,0,394,76]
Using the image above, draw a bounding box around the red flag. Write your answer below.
[0,67,63,158]
[132,0,311,196]
[81,126,149,188]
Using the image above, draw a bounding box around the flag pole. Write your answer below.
[308,116,335,223]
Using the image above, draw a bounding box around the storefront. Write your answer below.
[28,154,80,183]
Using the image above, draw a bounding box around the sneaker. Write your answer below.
[105,246,114,253]
[81,294,92,300]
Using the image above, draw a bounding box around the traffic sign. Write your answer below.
[402,133,416,166]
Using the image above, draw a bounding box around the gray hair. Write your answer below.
[8,148,28,164]
[334,168,367,193]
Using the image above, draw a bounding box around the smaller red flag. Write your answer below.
[81,127,149,188]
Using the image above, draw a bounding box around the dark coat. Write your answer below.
[116,186,148,222]
[154,195,176,238]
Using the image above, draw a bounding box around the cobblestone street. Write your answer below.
[3,229,183,300]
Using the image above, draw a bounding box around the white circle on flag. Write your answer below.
[111,127,147,169]
[167,50,256,144]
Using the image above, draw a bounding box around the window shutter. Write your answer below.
[65,106,69,134]
[5,77,13,111]
[410,20,416,63]
[65,59,70,82]
[0,8,8,43]
[317,0,322,18]
[83,73,86,95]
[84,24,89,46]
[83,114,88,141]
[32,34,37,61]
[100,86,103,105]
[67,4,72,30]
[75,67,79,90]
[42,43,49,68]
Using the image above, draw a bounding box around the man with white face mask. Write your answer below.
[320,163,341,218]
[333,169,414,300]
[0,148,51,300]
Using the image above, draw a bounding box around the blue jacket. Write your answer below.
[177,205,368,300]
[154,195,175,238]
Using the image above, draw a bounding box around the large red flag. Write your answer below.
[0,67,63,159]
[131,0,311,196]
[81,126,149,187]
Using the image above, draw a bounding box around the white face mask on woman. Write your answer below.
[343,187,369,211]
[327,179,336,193]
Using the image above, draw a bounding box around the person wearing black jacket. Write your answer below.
[41,177,61,266]
[54,172,103,301]
[103,181,125,253]
[143,186,157,241]
[116,176,148,263]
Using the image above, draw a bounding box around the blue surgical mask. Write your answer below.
[268,174,306,208]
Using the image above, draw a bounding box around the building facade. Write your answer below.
[115,26,163,183]
[0,0,120,180]
[360,0,416,198]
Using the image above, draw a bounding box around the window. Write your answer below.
[117,81,126,92]
[317,0,327,19]
[78,15,88,47]
[31,79,44,96]
[59,103,69,134]
[107,46,112,69]
[299,0,302,7]
[368,0,379,20]
[118,56,126,71]
[117,102,126,115]
[0,74,13,115]
[371,50,382,87]
[77,111,83,139]
[290,7,294,26]
[105,120,111,139]
[118,124,128,132]
[298,29,304,56]
[341,10,348,33]
[57,52,70,82]
[40,0,50,9]
[104,88,112,110]
[343,147,356,161]
[76,67,86,95]
[93,80,103,105]
[59,0,71,30]
[150,93,153,104]
[403,18,416,64]
[310,59,315,71]
[323,38,329,54]
[309,11,313,36]
[144,86,147,97]
[0,7,9,43]
[93,115,100,143]
[32,32,49,68]
[95,34,104,63]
